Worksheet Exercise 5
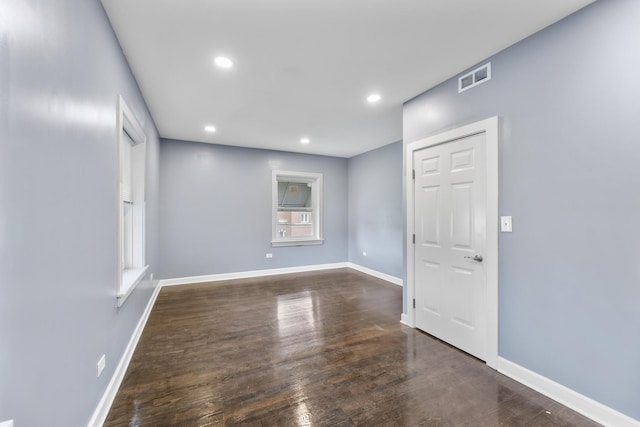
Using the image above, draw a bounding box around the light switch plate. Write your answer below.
[500,216,513,232]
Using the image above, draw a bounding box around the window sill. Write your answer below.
[117,265,149,307]
[271,238,324,247]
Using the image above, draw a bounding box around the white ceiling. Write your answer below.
[101,0,594,158]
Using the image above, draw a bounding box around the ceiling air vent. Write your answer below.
[458,62,491,93]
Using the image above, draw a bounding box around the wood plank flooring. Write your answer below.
[104,268,599,426]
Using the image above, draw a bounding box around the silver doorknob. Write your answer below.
[464,255,483,262]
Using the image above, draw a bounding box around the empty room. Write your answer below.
[1,0,639,426]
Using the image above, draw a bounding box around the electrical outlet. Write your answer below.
[266,253,273,259]
[97,354,106,377]
[362,251,367,257]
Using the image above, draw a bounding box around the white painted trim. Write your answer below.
[346,263,403,286]
[159,263,349,287]
[400,313,410,326]
[118,95,146,145]
[159,263,405,288]
[498,357,640,427]
[116,95,147,307]
[271,238,324,247]
[485,117,499,368]
[272,170,323,245]
[87,284,162,427]
[405,116,499,368]
[117,265,149,307]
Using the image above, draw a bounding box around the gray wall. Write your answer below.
[0,1,161,426]
[403,0,640,420]
[159,139,348,279]
[347,141,403,278]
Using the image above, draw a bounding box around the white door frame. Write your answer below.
[405,116,499,368]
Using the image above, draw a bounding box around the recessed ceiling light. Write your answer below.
[367,93,381,103]
[300,138,310,144]
[204,125,216,133]
[214,56,233,69]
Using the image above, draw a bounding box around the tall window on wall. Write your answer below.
[272,170,323,246]
[117,96,148,307]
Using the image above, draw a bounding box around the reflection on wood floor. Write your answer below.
[104,268,599,426]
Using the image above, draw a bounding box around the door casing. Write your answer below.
[405,116,499,368]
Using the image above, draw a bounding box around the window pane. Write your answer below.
[277,181,311,211]
[276,180,314,239]
[272,171,322,245]
[276,210,314,238]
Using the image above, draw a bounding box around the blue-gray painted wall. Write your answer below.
[158,139,348,279]
[403,0,640,420]
[0,1,161,426]
[2,0,635,424]
[347,141,403,278]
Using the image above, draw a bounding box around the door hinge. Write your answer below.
[412,234,415,244]
[412,169,415,180]
[413,299,416,309]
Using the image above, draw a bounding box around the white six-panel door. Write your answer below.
[413,132,487,360]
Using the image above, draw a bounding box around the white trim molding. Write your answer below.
[346,263,402,286]
[400,313,411,326]
[116,95,148,308]
[271,170,323,247]
[88,284,162,427]
[159,263,405,288]
[159,263,349,287]
[117,265,149,307]
[405,116,499,369]
[498,357,640,427]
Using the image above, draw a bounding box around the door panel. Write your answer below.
[414,132,487,360]
[450,266,474,328]
[420,260,442,315]
[451,148,475,172]
[421,186,441,246]
[451,183,473,249]
[421,156,440,175]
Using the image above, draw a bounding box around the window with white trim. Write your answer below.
[272,170,323,246]
[117,96,148,306]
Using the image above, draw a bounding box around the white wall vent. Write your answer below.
[458,62,491,93]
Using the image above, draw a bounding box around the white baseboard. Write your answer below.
[497,357,640,427]
[400,313,411,326]
[159,263,403,288]
[159,263,349,287]
[87,284,162,427]
[346,263,403,286]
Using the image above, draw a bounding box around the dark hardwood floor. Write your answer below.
[105,268,599,426]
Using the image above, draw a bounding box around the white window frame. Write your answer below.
[116,95,148,307]
[271,170,323,247]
